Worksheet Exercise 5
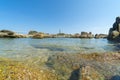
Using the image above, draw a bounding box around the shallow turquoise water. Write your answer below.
[0,38,119,59]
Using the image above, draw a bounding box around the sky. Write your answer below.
[0,0,120,34]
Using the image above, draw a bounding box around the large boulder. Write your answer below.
[108,17,120,41]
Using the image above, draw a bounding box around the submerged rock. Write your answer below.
[46,52,120,80]
[81,65,104,80]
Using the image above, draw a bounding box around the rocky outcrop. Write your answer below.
[108,17,120,41]
[0,30,27,38]
[95,34,108,38]
[80,32,94,38]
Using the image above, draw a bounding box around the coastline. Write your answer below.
[0,29,108,39]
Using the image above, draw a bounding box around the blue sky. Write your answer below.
[0,0,119,34]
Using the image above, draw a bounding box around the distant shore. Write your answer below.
[0,29,108,39]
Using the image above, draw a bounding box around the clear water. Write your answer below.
[0,38,119,59]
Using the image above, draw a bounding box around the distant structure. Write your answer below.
[59,29,61,34]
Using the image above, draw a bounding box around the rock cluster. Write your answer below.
[108,17,120,41]
[0,29,108,39]
[72,32,94,38]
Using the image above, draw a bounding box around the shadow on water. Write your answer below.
[107,40,120,51]
[69,69,81,80]
[110,75,120,80]
[32,45,65,51]
[69,70,120,80]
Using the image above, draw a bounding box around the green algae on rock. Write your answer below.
[0,57,58,80]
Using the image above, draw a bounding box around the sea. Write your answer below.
[0,38,119,59]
